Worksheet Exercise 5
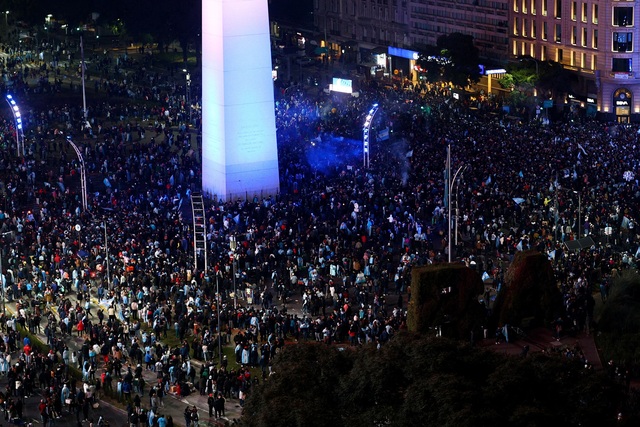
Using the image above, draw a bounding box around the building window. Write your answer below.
[523,18,528,37]
[532,20,537,38]
[593,29,598,49]
[581,3,587,22]
[592,54,596,70]
[522,0,527,14]
[555,23,562,42]
[592,4,598,24]
[514,0,518,12]
[542,45,547,61]
[542,21,548,40]
[613,32,633,52]
[557,48,563,63]
[555,0,562,19]
[612,58,632,73]
[613,7,633,27]
[531,0,536,15]
[581,52,586,68]
[542,0,547,16]
[582,28,587,47]
[514,17,519,35]
[571,1,576,21]
[571,26,577,45]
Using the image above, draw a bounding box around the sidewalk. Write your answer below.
[5,290,244,426]
[478,325,603,371]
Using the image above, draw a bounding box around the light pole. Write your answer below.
[215,272,223,363]
[446,145,466,263]
[229,235,238,309]
[0,246,4,316]
[66,136,87,211]
[4,11,8,37]
[519,55,539,76]
[183,69,191,123]
[555,185,582,241]
[454,165,468,247]
[46,14,52,44]
[573,190,581,238]
[80,34,88,119]
[103,221,110,288]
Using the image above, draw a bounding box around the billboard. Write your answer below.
[331,78,353,94]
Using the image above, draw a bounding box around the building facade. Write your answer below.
[409,0,510,62]
[314,0,640,121]
[511,0,640,122]
[313,0,412,76]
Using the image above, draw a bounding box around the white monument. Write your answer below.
[202,0,280,201]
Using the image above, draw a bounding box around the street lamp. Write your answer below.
[0,246,4,316]
[4,11,8,35]
[573,190,581,238]
[229,235,238,309]
[66,136,88,211]
[183,69,191,123]
[554,185,582,241]
[446,144,466,263]
[519,55,540,76]
[103,221,110,288]
[215,272,223,363]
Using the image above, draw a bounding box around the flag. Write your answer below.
[99,297,115,310]
[516,240,523,251]
[518,171,524,178]
[548,250,556,260]
[577,143,587,155]
[485,176,492,185]
[482,271,490,282]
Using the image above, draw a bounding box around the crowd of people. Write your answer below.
[0,26,638,424]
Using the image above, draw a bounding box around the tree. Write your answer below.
[415,33,481,87]
[537,60,574,100]
[239,342,354,427]
[239,333,624,427]
[598,270,640,364]
[493,250,562,327]
[407,264,485,339]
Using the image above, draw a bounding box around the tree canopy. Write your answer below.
[598,270,640,364]
[239,333,623,427]
[416,32,481,88]
[407,264,485,339]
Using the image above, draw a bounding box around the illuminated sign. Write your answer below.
[587,97,596,104]
[201,0,280,200]
[388,46,419,60]
[331,78,353,94]
[616,100,630,106]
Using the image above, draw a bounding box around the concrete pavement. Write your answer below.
[3,290,244,427]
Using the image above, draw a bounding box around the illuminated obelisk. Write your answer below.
[202,0,280,201]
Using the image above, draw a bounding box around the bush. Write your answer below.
[493,250,562,327]
[407,264,485,339]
